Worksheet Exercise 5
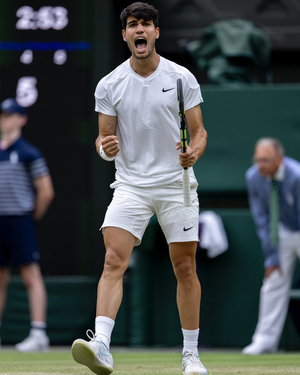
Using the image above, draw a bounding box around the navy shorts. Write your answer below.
[0,215,40,267]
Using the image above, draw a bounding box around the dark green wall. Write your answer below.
[197,84,300,191]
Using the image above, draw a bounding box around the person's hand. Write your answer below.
[264,265,282,278]
[101,136,119,158]
[176,142,196,168]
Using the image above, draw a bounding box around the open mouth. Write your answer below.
[135,37,147,52]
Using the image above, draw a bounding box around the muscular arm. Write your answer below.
[176,104,207,168]
[95,113,119,158]
[32,174,55,221]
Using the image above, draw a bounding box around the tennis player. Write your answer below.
[72,3,207,375]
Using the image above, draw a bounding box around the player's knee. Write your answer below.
[103,249,128,276]
[173,260,195,286]
[21,273,35,289]
[20,263,42,288]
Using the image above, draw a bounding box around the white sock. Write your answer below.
[95,316,115,349]
[182,328,199,355]
[30,321,47,336]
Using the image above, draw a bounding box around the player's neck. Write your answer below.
[0,130,21,150]
[130,52,160,78]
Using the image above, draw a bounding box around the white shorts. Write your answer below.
[101,179,199,246]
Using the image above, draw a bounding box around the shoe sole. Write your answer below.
[71,339,113,375]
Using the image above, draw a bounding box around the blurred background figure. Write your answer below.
[0,98,54,352]
[179,19,272,86]
[243,138,300,354]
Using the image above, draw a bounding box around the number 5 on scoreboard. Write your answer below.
[177,78,191,207]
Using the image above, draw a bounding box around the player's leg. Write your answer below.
[72,227,135,375]
[0,268,10,317]
[72,184,153,375]
[96,227,135,361]
[155,179,206,375]
[0,216,10,340]
[0,267,10,344]
[8,215,48,352]
[169,242,206,375]
[169,241,200,330]
[97,226,136,323]
[16,263,49,352]
[20,263,47,322]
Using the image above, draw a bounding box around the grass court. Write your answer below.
[0,349,300,375]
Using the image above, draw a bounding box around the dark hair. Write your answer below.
[255,137,285,156]
[120,2,159,30]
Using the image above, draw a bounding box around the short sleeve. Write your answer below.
[30,157,49,179]
[94,80,117,116]
[24,145,49,179]
[183,71,203,111]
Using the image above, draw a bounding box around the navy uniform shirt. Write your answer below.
[246,156,300,267]
[0,136,49,215]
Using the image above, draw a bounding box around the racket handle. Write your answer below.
[182,168,191,207]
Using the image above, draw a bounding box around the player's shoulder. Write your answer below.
[160,56,199,88]
[17,137,43,161]
[160,56,191,75]
[284,156,300,178]
[95,60,129,98]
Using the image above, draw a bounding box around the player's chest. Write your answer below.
[0,148,28,166]
[113,77,178,113]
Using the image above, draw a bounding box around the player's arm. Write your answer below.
[95,113,119,158]
[176,104,207,168]
[32,174,55,221]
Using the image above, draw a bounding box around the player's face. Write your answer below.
[122,16,159,60]
[254,144,283,176]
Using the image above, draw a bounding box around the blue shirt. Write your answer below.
[246,156,300,267]
[0,137,49,215]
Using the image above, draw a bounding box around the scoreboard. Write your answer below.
[0,1,94,275]
[0,1,92,108]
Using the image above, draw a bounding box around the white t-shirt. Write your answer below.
[95,56,203,187]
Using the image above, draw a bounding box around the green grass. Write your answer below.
[0,349,300,375]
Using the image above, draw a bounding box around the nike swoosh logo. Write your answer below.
[99,348,111,357]
[162,87,175,92]
[183,226,194,231]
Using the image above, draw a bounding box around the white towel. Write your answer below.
[199,211,228,258]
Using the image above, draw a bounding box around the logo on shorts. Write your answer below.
[183,226,194,231]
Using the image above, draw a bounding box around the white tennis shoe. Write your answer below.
[72,330,113,375]
[15,332,49,352]
[182,351,207,375]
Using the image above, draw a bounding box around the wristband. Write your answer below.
[99,144,116,161]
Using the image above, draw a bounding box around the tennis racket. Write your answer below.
[177,78,191,207]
